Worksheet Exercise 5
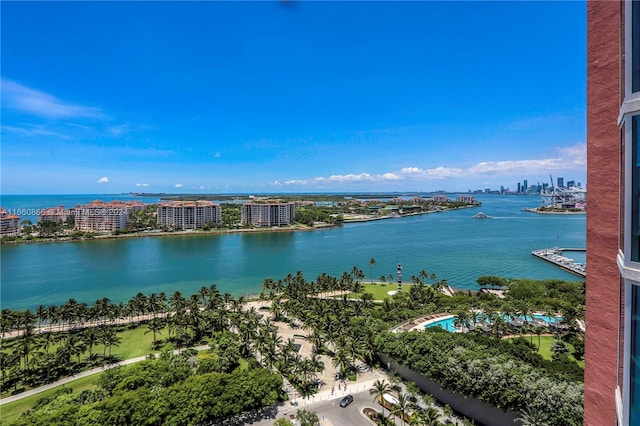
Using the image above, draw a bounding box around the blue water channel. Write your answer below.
[0,194,585,310]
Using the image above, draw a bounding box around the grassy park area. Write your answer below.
[351,282,413,300]
[1,325,171,399]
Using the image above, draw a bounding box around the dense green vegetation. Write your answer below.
[265,271,584,425]
[377,331,583,426]
[1,375,101,424]
[0,270,584,425]
[11,350,282,426]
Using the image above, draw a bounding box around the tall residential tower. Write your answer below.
[585,1,640,424]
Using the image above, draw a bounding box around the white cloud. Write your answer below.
[555,143,586,167]
[400,166,465,179]
[135,183,149,187]
[467,144,586,175]
[108,124,130,137]
[316,173,375,183]
[175,183,184,188]
[2,79,106,119]
[278,142,586,187]
[2,124,70,139]
[97,177,109,183]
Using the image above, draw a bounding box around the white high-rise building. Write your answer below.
[157,200,221,230]
[241,202,295,227]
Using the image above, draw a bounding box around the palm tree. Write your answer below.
[331,346,351,385]
[66,334,86,364]
[306,330,325,355]
[147,293,163,319]
[422,393,436,408]
[83,327,100,362]
[420,406,442,426]
[392,391,412,426]
[491,315,507,339]
[370,379,393,418]
[516,406,550,426]
[145,318,164,346]
[17,325,37,372]
[442,404,454,422]
[100,328,121,359]
[534,326,544,352]
[60,299,79,330]
[516,300,533,325]
[39,331,57,355]
[369,258,376,284]
[453,310,471,330]
[35,304,48,330]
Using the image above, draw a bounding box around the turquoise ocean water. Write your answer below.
[0,194,585,310]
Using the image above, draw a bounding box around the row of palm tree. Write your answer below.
[2,277,337,398]
[1,324,123,391]
[0,284,254,392]
[0,284,239,339]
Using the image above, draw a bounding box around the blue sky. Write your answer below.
[1,1,586,194]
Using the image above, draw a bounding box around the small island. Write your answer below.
[0,194,481,244]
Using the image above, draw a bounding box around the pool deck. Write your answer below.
[393,311,572,334]
[392,313,455,333]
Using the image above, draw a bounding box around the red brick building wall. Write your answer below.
[585,1,622,425]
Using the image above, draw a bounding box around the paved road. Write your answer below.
[251,388,383,426]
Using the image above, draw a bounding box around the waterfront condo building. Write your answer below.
[156,200,221,230]
[39,206,70,223]
[0,208,20,237]
[429,195,452,203]
[585,1,640,425]
[71,200,145,233]
[455,195,479,205]
[241,202,295,227]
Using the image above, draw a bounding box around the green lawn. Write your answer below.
[1,375,100,424]
[351,283,413,300]
[508,335,585,368]
[349,283,412,300]
[91,325,170,360]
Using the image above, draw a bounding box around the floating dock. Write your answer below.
[531,248,586,277]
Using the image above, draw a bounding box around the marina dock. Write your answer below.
[532,248,586,277]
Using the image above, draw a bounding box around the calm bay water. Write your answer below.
[0,194,585,310]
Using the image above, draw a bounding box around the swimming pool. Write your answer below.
[425,313,563,332]
[426,316,457,331]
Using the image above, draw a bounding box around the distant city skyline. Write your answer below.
[1,2,586,195]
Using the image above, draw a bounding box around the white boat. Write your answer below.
[472,212,492,219]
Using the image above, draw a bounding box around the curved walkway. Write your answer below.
[0,345,209,405]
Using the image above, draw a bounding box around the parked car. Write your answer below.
[340,395,354,408]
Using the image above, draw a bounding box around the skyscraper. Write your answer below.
[557,177,565,188]
[585,1,639,424]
